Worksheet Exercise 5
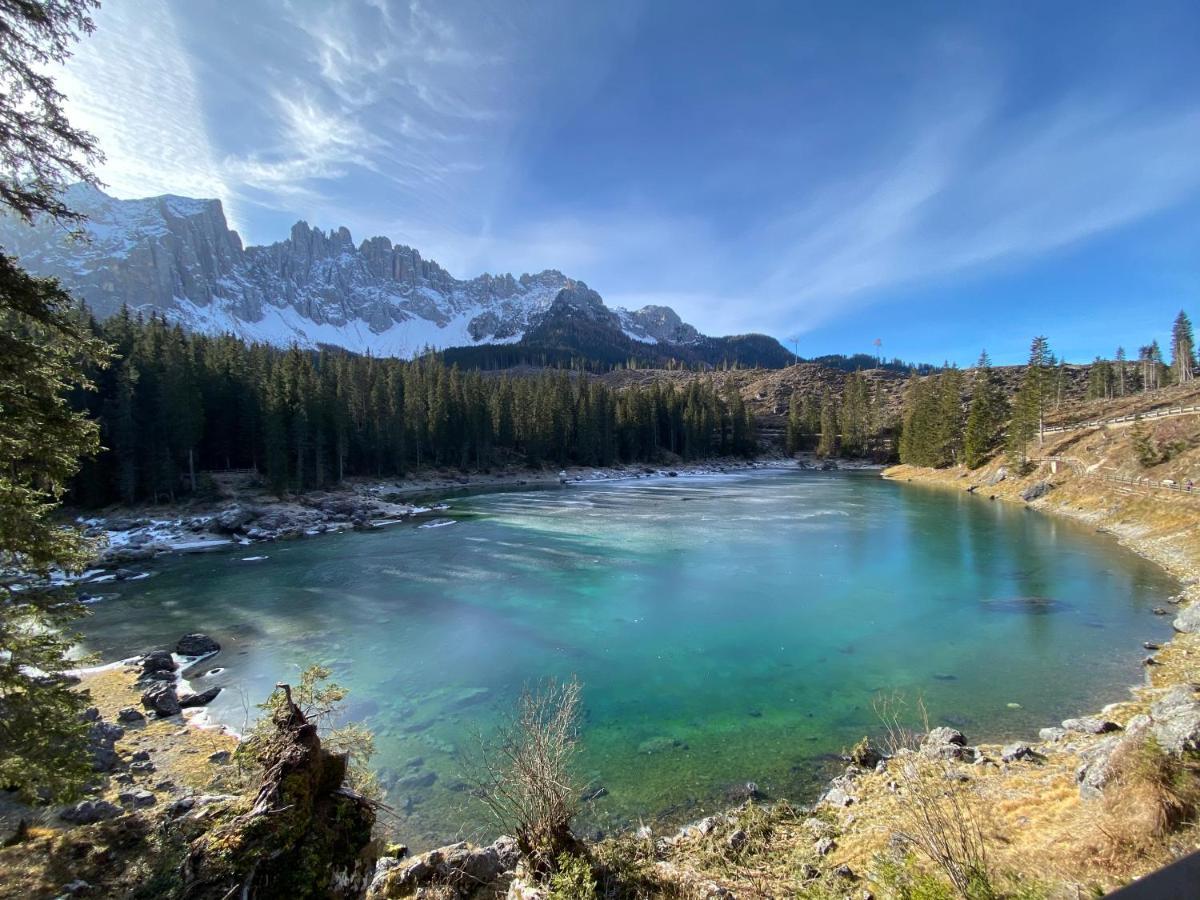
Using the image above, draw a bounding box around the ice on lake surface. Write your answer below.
[79,471,1178,848]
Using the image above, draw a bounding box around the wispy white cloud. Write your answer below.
[759,90,1200,335]
[54,0,234,221]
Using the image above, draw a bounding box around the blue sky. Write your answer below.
[57,0,1200,364]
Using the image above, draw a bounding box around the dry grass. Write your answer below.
[1088,737,1200,868]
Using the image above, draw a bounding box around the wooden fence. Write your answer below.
[1042,404,1200,435]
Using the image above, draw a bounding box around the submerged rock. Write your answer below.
[637,736,687,755]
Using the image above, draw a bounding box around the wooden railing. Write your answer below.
[1042,404,1200,435]
[1034,455,1198,497]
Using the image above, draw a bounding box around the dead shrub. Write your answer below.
[467,677,584,869]
[876,694,994,899]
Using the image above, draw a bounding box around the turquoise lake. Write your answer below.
[76,470,1177,848]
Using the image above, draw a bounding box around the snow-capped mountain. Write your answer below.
[0,184,715,357]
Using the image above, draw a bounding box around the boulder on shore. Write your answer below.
[141,682,181,718]
[1021,480,1052,501]
[139,650,176,677]
[179,687,222,708]
[1173,604,1200,634]
[175,633,220,657]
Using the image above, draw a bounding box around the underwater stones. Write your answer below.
[445,686,491,709]
[175,633,220,656]
[60,799,121,824]
[117,707,146,723]
[726,781,764,804]
[394,769,437,790]
[580,785,608,802]
[1061,717,1120,735]
[141,682,181,717]
[637,735,687,755]
[178,686,221,707]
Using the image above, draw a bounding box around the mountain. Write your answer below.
[0,184,793,367]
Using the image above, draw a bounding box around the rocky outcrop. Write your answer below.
[367,836,520,899]
[60,799,122,824]
[1021,480,1053,501]
[1127,685,1200,753]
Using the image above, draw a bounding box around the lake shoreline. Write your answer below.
[69,453,884,574]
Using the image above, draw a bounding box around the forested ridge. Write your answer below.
[68,308,758,506]
[896,312,1197,471]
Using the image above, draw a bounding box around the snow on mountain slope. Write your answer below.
[0,185,714,357]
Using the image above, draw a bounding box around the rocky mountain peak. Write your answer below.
[0,185,785,364]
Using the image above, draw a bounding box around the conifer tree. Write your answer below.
[0,0,114,803]
[1006,336,1053,469]
[1170,310,1196,383]
[963,352,1007,469]
[816,392,839,458]
[1130,416,1160,468]
[786,390,803,455]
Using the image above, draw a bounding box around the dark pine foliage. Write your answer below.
[69,309,758,505]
